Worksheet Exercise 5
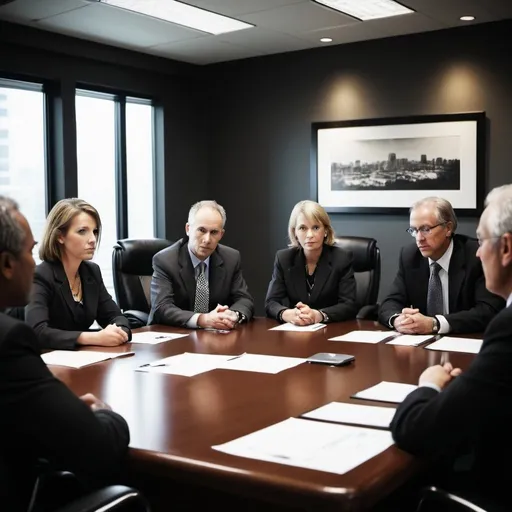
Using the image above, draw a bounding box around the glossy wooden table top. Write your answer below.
[49,318,477,511]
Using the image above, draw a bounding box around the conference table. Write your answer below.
[48,318,477,511]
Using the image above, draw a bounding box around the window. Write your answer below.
[76,89,155,302]
[0,79,46,260]
[76,91,117,299]
[126,98,155,238]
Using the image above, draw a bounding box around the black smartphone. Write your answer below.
[306,353,355,366]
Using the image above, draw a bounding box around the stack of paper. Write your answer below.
[42,350,135,369]
[136,352,234,377]
[217,353,306,374]
[329,331,397,343]
[386,334,435,346]
[269,323,325,332]
[130,331,188,344]
[352,381,418,403]
[302,402,396,429]
[213,417,394,475]
[426,336,483,354]
[137,352,307,377]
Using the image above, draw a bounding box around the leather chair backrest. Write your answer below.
[112,238,171,313]
[335,236,381,308]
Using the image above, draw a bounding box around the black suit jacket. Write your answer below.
[265,244,358,323]
[390,303,512,501]
[148,238,255,327]
[378,234,504,333]
[25,261,131,350]
[0,313,130,511]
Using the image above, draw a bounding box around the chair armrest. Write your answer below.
[418,485,509,512]
[56,485,150,512]
[356,304,378,320]
[123,310,149,329]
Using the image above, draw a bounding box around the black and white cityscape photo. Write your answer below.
[331,136,460,191]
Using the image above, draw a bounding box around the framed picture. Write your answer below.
[311,112,485,215]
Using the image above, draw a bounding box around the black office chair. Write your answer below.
[335,236,381,320]
[416,486,508,512]
[112,238,172,328]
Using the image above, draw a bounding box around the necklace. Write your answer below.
[70,273,81,302]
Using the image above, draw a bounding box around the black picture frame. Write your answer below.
[311,112,485,215]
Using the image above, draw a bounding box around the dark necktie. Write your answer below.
[426,261,444,316]
[194,262,209,313]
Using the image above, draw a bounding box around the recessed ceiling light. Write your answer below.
[99,0,254,35]
[460,15,475,21]
[313,0,413,21]
[320,37,333,43]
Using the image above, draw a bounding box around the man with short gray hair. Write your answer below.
[379,196,504,334]
[0,196,130,510]
[149,200,254,329]
[391,184,512,506]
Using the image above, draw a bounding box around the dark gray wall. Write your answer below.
[207,21,512,315]
[0,21,209,240]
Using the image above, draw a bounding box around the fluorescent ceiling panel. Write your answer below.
[99,0,254,35]
[314,0,413,21]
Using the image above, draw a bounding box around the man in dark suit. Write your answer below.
[0,196,130,511]
[379,197,504,334]
[148,200,254,329]
[390,184,512,505]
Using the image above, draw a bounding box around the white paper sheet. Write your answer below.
[426,336,483,354]
[302,402,396,429]
[352,381,418,403]
[213,417,394,475]
[386,334,435,346]
[41,350,135,369]
[136,352,235,377]
[217,353,306,374]
[130,331,189,344]
[329,330,397,343]
[269,323,326,332]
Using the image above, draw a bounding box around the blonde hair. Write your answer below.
[39,198,102,262]
[288,200,335,247]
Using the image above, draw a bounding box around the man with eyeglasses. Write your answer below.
[390,186,512,507]
[379,197,504,334]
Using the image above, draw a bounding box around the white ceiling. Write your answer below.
[0,0,511,65]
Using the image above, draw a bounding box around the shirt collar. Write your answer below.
[429,239,454,273]
[187,244,210,270]
[507,293,512,308]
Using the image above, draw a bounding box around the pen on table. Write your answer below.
[139,362,169,368]
[226,352,247,362]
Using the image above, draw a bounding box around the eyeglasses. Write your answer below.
[406,222,446,237]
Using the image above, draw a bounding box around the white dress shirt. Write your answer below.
[428,239,454,334]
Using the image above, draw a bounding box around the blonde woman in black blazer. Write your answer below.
[26,198,131,350]
[265,200,357,324]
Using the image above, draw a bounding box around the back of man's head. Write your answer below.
[484,185,512,238]
[0,196,32,309]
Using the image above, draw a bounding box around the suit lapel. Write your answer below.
[410,256,429,312]
[288,250,308,303]
[178,243,197,310]
[53,262,85,317]
[448,238,465,313]
[80,263,98,317]
[308,247,331,304]
[209,250,226,309]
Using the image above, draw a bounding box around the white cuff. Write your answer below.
[420,382,441,393]
[436,315,451,334]
[186,313,200,329]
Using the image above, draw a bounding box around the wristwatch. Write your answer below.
[432,316,440,333]
[234,311,246,324]
[320,310,329,323]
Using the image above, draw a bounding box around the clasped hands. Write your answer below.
[198,304,239,330]
[393,307,436,334]
[419,362,462,391]
[282,302,323,326]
